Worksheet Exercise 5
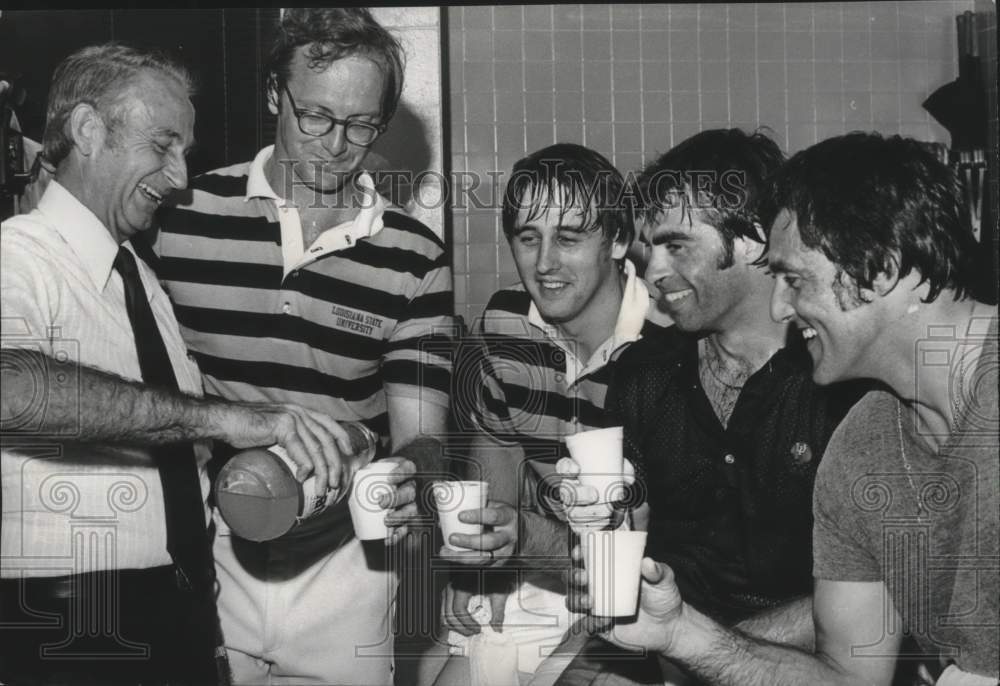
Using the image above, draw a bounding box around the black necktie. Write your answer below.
[113,245,210,590]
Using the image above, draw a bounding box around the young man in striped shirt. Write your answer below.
[151,9,453,685]
[435,143,663,685]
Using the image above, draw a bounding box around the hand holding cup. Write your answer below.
[348,460,400,541]
[564,426,629,503]
[433,480,490,551]
[556,452,636,531]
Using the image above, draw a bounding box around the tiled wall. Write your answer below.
[447,1,975,324]
[369,7,445,239]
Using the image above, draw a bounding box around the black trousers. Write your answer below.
[0,566,221,686]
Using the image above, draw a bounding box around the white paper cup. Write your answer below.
[564,426,625,503]
[582,530,648,617]
[433,480,489,551]
[348,460,398,540]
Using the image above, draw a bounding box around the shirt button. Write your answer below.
[282,302,291,314]
[724,453,735,465]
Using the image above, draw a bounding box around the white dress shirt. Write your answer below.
[1,181,211,576]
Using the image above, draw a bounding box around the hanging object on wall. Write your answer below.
[922,11,988,241]
[1,75,33,220]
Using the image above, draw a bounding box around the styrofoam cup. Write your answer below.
[564,427,625,503]
[582,529,648,617]
[348,460,398,540]
[433,480,489,550]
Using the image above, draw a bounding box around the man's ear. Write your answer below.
[266,74,280,116]
[735,234,766,265]
[611,238,628,261]
[871,255,902,297]
[68,103,105,157]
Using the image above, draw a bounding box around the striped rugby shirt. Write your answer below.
[459,260,661,470]
[152,146,454,442]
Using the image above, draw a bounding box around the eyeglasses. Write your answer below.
[282,84,385,147]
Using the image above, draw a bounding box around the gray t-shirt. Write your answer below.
[813,315,998,679]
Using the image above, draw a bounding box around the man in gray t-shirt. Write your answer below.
[564,133,998,685]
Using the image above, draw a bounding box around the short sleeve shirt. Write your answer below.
[813,315,998,678]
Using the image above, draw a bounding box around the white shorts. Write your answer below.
[447,578,584,676]
[213,510,398,685]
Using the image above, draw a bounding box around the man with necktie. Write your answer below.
[1,43,351,685]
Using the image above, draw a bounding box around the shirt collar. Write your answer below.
[528,259,651,383]
[36,181,121,292]
[244,145,387,275]
[245,145,280,201]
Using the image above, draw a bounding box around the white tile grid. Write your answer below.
[550,5,559,145]
[578,4,588,148]
[753,6,759,130]
[638,5,647,162]
[608,4,617,163]
[468,5,499,323]
[697,4,705,129]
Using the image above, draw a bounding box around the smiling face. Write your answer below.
[639,203,756,334]
[87,71,194,243]
[268,50,384,197]
[768,209,883,384]
[509,187,627,331]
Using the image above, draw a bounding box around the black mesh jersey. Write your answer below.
[606,325,865,624]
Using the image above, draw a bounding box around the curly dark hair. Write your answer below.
[266,8,405,124]
[632,128,785,269]
[768,132,978,303]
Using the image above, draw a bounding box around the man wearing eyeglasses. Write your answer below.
[150,8,454,685]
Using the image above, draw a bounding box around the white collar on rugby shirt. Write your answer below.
[245,145,387,278]
[528,258,650,386]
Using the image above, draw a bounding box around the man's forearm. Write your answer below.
[1,349,228,444]
[733,596,814,650]
[393,434,445,474]
[669,603,851,686]
[516,509,573,570]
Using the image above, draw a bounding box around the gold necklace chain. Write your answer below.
[896,401,926,522]
[701,337,749,391]
[952,342,969,430]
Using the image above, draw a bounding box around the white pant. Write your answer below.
[213,511,397,685]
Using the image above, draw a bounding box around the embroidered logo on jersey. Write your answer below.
[331,304,384,339]
[790,442,812,465]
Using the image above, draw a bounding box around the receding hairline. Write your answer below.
[102,69,193,123]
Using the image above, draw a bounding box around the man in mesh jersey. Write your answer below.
[548,129,863,686]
